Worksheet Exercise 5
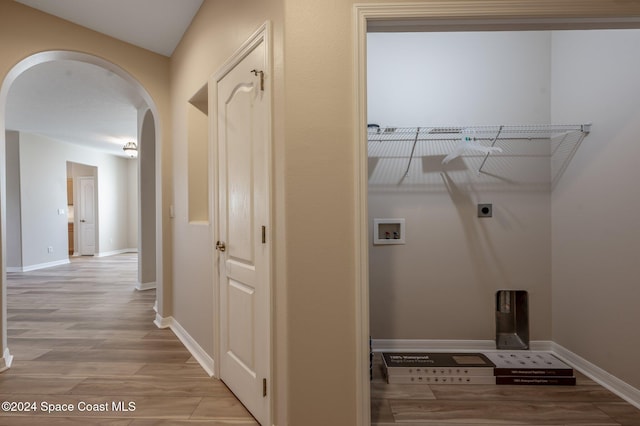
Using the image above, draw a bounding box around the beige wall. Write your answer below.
[14,133,135,267]
[3,1,640,425]
[283,1,360,424]
[168,0,287,422]
[284,1,640,424]
[551,29,640,390]
[171,1,358,423]
[5,131,22,268]
[138,108,156,287]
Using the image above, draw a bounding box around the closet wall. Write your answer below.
[368,29,640,391]
[550,30,640,390]
[368,31,554,341]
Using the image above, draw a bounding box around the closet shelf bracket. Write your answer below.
[402,127,420,178]
[478,125,504,173]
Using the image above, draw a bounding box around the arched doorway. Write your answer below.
[0,51,163,370]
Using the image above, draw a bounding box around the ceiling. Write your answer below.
[6,0,204,158]
[14,0,204,56]
[6,60,145,157]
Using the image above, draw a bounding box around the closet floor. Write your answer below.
[1,254,257,425]
[371,353,640,425]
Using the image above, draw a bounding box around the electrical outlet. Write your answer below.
[47,246,54,254]
[478,203,493,218]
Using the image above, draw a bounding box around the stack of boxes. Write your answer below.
[382,351,576,386]
[382,352,496,384]
[486,351,576,385]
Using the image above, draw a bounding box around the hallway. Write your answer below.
[1,254,257,425]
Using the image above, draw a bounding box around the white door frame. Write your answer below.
[353,3,640,425]
[211,21,273,425]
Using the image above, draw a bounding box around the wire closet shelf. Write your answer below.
[367,123,591,176]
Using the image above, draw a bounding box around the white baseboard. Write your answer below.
[372,339,495,352]
[152,314,214,377]
[169,319,215,377]
[154,313,173,329]
[97,248,138,257]
[370,339,639,410]
[552,342,640,410]
[0,348,13,373]
[136,281,156,291]
[13,259,71,272]
[371,339,552,353]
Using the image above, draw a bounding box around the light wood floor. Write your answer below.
[6,255,640,425]
[371,353,640,425]
[1,254,258,425]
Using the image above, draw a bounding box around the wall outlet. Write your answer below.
[47,246,54,254]
[478,203,493,218]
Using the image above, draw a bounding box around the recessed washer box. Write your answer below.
[373,218,405,245]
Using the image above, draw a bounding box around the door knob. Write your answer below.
[80,220,86,222]
[215,241,226,252]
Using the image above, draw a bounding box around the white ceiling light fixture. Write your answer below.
[123,141,138,158]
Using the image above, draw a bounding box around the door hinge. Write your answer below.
[263,378,267,397]
[261,226,266,244]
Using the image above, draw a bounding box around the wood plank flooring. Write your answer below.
[1,254,258,425]
[371,353,640,425]
[6,254,640,425]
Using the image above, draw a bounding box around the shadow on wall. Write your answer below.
[440,171,510,290]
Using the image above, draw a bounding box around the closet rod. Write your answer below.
[367,123,591,176]
[368,136,557,143]
[367,123,591,139]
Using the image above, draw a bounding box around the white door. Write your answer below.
[78,177,96,255]
[215,25,271,426]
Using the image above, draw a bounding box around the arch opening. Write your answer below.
[0,50,163,371]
